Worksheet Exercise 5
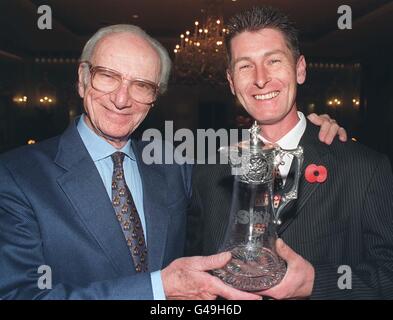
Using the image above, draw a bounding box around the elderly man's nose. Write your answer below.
[111,82,131,108]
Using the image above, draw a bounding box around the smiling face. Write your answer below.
[78,32,161,148]
[227,28,306,136]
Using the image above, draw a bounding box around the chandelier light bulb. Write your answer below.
[174,11,227,84]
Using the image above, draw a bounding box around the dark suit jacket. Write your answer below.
[0,118,192,299]
[187,122,393,299]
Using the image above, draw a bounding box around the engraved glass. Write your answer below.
[212,122,304,291]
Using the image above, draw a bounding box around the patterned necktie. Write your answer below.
[111,152,148,272]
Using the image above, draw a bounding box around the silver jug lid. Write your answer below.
[220,121,277,184]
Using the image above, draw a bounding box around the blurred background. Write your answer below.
[0,0,392,164]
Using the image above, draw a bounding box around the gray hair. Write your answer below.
[79,24,171,94]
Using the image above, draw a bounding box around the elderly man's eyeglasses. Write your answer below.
[81,62,159,105]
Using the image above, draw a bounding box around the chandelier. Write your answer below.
[173,9,229,85]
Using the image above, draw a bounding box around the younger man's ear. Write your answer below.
[296,55,307,85]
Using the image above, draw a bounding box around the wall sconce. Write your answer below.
[27,139,36,145]
[37,72,57,107]
[39,96,55,105]
[13,95,28,104]
[327,98,342,106]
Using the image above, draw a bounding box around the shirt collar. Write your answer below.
[77,114,136,162]
[260,111,307,149]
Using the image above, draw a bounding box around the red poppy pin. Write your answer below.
[305,164,328,183]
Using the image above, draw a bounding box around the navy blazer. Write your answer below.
[0,119,192,299]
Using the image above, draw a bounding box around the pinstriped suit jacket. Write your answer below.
[186,122,393,299]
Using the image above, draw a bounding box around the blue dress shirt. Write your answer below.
[77,115,165,300]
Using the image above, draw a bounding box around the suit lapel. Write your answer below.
[133,141,169,272]
[54,121,135,276]
[278,123,330,234]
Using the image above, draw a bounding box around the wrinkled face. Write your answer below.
[78,32,161,148]
[227,28,306,125]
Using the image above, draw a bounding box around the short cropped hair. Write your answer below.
[225,6,300,65]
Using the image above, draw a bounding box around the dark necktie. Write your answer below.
[274,168,284,192]
[273,168,284,209]
[111,152,148,272]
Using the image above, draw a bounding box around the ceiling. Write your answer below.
[1,0,393,61]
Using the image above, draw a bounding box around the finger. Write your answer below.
[338,127,347,142]
[259,286,282,300]
[210,277,262,300]
[199,293,218,300]
[190,252,232,271]
[324,123,340,145]
[318,120,331,143]
[308,113,337,144]
[276,238,297,262]
[319,114,332,121]
[307,113,331,126]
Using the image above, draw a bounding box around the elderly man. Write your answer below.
[187,7,393,299]
[0,24,345,300]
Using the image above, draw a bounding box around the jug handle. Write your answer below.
[274,146,304,224]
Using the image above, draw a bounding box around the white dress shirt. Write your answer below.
[260,111,307,184]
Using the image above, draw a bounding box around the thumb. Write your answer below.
[276,238,296,262]
[195,252,232,271]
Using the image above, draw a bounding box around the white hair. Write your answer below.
[79,24,171,94]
